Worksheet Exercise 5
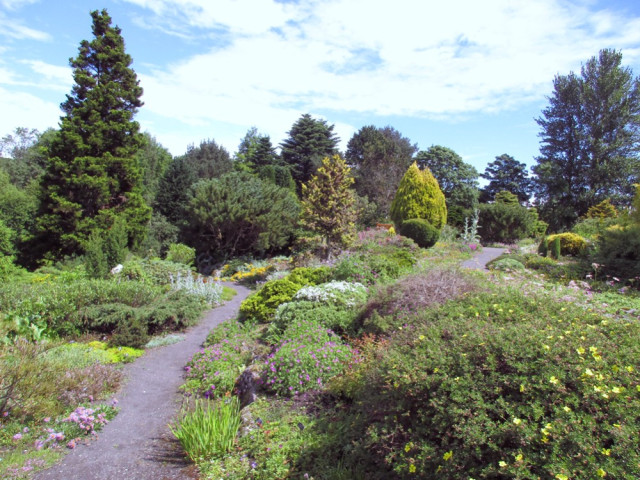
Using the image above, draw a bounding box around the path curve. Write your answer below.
[460,246,506,270]
[36,282,252,480]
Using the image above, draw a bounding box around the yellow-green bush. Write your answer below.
[544,232,587,256]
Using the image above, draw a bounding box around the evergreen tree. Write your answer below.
[280,114,339,190]
[533,49,640,231]
[301,155,357,255]
[346,125,417,219]
[178,138,232,181]
[480,154,532,203]
[36,9,150,259]
[249,136,279,167]
[390,162,447,230]
[154,157,197,230]
[135,133,172,204]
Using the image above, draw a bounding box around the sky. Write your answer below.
[1,0,640,176]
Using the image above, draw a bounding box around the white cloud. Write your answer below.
[129,0,640,148]
[0,0,38,10]
[0,87,60,136]
[21,60,72,91]
[0,11,50,41]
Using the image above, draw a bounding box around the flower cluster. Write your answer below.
[63,406,108,435]
[292,281,367,307]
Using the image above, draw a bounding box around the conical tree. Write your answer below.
[301,155,357,254]
[390,162,447,230]
[36,9,150,259]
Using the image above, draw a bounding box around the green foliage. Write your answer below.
[270,281,368,337]
[632,183,640,224]
[165,243,195,267]
[586,198,617,219]
[524,254,559,273]
[347,125,418,219]
[399,218,439,249]
[571,216,619,241]
[481,154,532,203]
[537,237,548,256]
[333,250,415,285]
[179,138,233,181]
[103,216,128,268]
[0,168,38,253]
[239,278,303,323]
[478,202,535,243]
[83,231,109,279]
[339,289,640,479]
[287,266,333,286]
[415,145,479,214]
[171,398,241,462]
[494,189,520,205]
[0,219,15,257]
[533,49,640,231]
[545,232,588,256]
[36,9,150,260]
[390,162,447,230]
[135,133,172,204]
[187,172,300,260]
[550,236,562,259]
[154,157,198,231]
[109,315,149,349]
[301,155,357,254]
[488,257,526,271]
[597,224,640,279]
[0,127,47,187]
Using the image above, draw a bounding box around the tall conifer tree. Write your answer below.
[36,9,150,259]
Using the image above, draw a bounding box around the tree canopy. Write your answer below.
[480,154,532,204]
[346,125,417,219]
[280,114,339,190]
[532,49,640,231]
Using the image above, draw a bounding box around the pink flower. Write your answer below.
[13,433,22,440]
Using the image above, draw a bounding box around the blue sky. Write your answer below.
[1,0,640,176]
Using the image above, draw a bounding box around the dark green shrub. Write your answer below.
[537,237,548,256]
[0,219,14,256]
[140,290,205,333]
[550,236,562,259]
[84,232,109,278]
[524,254,558,272]
[399,218,439,248]
[103,216,128,268]
[597,224,640,279]
[109,316,149,349]
[165,243,196,266]
[478,202,535,243]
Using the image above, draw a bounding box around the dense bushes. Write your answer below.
[334,288,640,479]
[478,202,535,243]
[596,224,640,279]
[544,232,588,256]
[399,218,439,248]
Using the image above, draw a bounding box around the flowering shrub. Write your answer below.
[265,319,355,396]
[183,337,252,399]
[63,405,109,435]
[293,281,367,307]
[341,288,640,479]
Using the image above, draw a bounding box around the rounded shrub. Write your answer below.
[597,224,640,279]
[488,257,525,272]
[239,278,302,323]
[544,232,587,256]
[390,162,447,230]
[399,218,439,248]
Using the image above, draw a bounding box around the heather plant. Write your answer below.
[264,319,355,396]
[183,337,252,398]
[171,397,241,461]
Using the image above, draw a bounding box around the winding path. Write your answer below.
[35,248,502,480]
[460,246,506,270]
[36,283,252,480]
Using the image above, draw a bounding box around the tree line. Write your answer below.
[1,9,638,271]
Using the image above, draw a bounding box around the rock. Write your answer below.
[110,264,123,275]
[235,365,262,409]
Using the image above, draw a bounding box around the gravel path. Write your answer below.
[35,282,252,480]
[460,246,506,270]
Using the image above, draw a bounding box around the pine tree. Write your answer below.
[36,9,150,259]
[280,114,339,191]
[390,162,447,230]
[301,155,357,254]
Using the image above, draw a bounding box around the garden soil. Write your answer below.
[35,282,251,480]
[35,248,501,480]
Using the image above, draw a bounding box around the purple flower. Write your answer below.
[13,433,22,441]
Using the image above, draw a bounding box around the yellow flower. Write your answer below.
[576,347,585,355]
[555,475,569,480]
[611,386,622,394]
[443,451,453,461]
[513,417,522,425]
[585,368,594,376]
[601,448,611,456]
[515,454,523,462]
[409,464,416,473]
[563,406,571,412]
[626,366,634,373]
[549,376,559,385]
[498,461,507,468]
[596,468,607,477]
[520,384,525,393]
[405,444,411,452]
